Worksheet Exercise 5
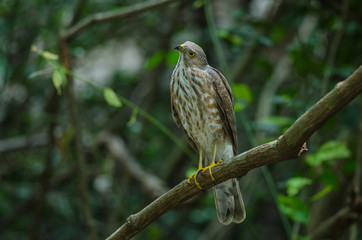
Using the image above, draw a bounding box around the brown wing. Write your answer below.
[171,104,181,128]
[207,66,238,155]
[171,104,198,152]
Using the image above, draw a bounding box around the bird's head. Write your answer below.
[174,41,208,68]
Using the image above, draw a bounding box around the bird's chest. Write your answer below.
[171,68,224,148]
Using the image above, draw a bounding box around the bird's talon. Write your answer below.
[194,177,203,189]
[187,176,192,184]
[209,169,215,182]
[200,159,223,182]
[187,172,203,189]
[200,167,208,173]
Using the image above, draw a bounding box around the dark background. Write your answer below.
[1,0,361,239]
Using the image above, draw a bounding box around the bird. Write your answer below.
[170,41,246,224]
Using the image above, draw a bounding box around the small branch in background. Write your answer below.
[30,89,59,240]
[204,0,230,80]
[349,99,362,239]
[59,38,97,240]
[309,192,362,240]
[0,132,47,153]
[321,0,349,95]
[69,0,87,27]
[282,65,362,153]
[61,0,180,41]
[230,0,282,83]
[96,133,168,200]
[105,65,362,240]
[244,12,318,239]
[255,13,318,134]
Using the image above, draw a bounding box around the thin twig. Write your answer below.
[204,0,230,80]
[0,133,47,153]
[105,65,362,240]
[59,39,97,240]
[30,89,59,240]
[61,0,180,40]
[69,0,87,27]
[321,0,349,95]
[349,98,362,240]
[256,14,318,125]
[309,196,362,240]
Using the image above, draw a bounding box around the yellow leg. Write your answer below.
[187,148,203,189]
[201,143,223,182]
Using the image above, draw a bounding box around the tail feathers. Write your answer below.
[213,178,246,225]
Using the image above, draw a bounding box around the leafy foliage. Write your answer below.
[1,0,361,239]
[306,141,351,167]
[286,177,312,197]
[278,194,309,223]
[233,83,253,112]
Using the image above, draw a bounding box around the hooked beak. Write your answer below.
[174,44,184,52]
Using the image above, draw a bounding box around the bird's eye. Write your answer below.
[187,51,195,58]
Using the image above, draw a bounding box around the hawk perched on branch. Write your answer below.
[170,41,246,224]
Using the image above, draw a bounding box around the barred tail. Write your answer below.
[213,178,246,225]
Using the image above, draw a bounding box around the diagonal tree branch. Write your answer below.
[61,0,180,41]
[96,132,168,200]
[106,65,362,240]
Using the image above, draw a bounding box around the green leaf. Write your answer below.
[217,30,243,46]
[29,68,56,79]
[259,116,293,128]
[42,50,59,60]
[229,34,243,46]
[193,0,204,8]
[287,177,312,196]
[278,194,309,223]
[232,83,253,102]
[310,185,333,201]
[52,69,63,95]
[103,88,122,108]
[234,102,246,112]
[306,141,351,167]
[218,29,228,39]
[145,51,164,70]
[127,108,138,127]
[31,45,59,60]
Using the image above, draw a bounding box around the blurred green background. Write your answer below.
[1,0,361,239]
